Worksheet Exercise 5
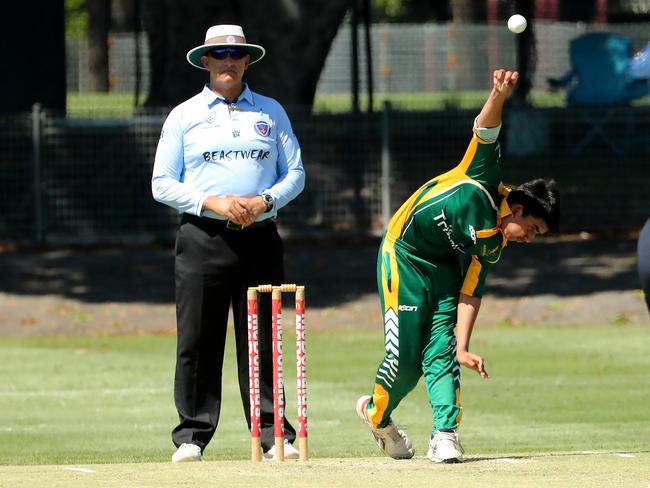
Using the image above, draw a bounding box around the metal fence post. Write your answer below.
[31,103,44,243]
[381,100,391,231]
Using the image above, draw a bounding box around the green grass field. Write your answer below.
[66,90,650,118]
[66,91,570,118]
[1,325,649,486]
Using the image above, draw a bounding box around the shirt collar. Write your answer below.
[498,185,513,220]
[202,83,255,107]
[497,184,512,247]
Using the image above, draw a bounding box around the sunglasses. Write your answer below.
[208,47,248,60]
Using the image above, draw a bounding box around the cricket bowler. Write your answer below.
[356,69,560,463]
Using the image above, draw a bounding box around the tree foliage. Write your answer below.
[373,0,451,22]
[65,0,88,38]
[141,0,353,110]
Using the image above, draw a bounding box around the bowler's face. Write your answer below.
[501,204,548,243]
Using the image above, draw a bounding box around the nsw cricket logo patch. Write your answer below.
[254,120,270,137]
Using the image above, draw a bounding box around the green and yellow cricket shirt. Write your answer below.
[384,129,513,298]
[366,126,515,432]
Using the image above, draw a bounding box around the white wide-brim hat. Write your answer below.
[186,24,265,70]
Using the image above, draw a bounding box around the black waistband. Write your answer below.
[181,213,276,231]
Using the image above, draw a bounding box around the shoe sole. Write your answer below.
[172,457,202,463]
[357,396,415,460]
[263,452,300,461]
[430,457,463,464]
[428,452,463,464]
[263,442,300,461]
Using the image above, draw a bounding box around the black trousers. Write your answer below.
[638,218,650,314]
[171,214,296,452]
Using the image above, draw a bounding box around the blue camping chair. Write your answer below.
[548,32,650,154]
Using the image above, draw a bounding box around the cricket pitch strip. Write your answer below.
[1,451,648,488]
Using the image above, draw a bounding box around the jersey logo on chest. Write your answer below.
[468,225,476,244]
[433,209,460,250]
[481,244,500,256]
[254,120,271,137]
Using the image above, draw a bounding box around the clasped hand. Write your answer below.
[204,194,267,227]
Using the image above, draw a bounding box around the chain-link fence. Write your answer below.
[336,20,650,94]
[66,22,650,95]
[2,102,649,244]
[2,20,649,243]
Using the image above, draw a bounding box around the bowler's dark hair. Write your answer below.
[507,178,560,232]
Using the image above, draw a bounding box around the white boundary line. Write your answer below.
[63,467,95,473]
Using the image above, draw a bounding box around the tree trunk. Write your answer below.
[451,0,485,22]
[0,0,66,112]
[450,0,487,91]
[513,0,535,104]
[112,0,136,32]
[141,0,353,110]
[87,0,111,92]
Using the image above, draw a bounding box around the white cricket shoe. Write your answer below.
[263,439,300,461]
[172,443,202,463]
[355,395,415,459]
[427,430,464,463]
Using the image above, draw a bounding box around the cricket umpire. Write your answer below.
[152,24,305,462]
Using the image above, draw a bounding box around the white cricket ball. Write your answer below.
[507,14,527,34]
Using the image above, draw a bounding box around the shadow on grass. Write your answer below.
[465,449,650,463]
[0,236,640,307]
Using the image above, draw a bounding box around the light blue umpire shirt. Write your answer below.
[152,83,305,221]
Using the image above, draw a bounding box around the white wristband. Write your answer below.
[473,116,501,143]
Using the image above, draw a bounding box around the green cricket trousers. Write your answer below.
[366,236,463,434]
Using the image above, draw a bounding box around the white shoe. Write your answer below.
[427,431,464,463]
[355,395,414,459]
[263,439,299,461]
[172,443,202,463]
